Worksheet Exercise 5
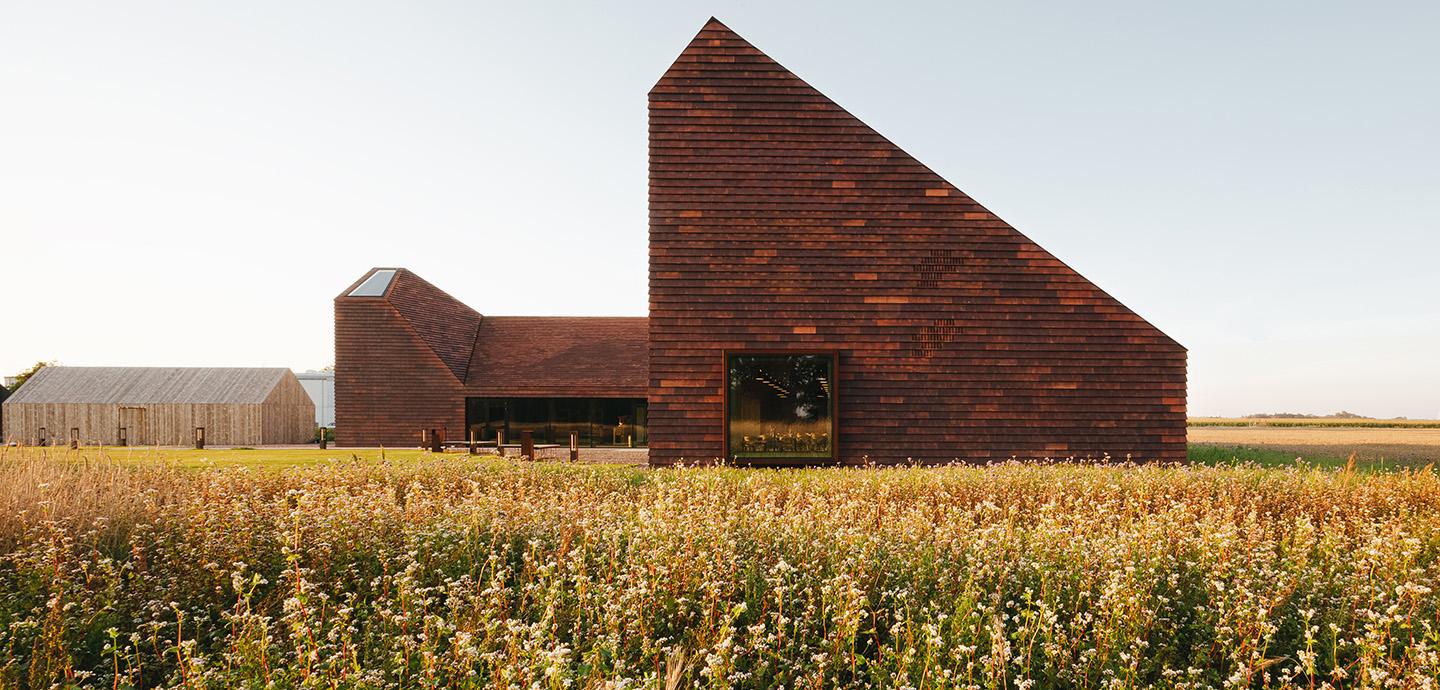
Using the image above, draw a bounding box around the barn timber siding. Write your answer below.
[1,367,314,445]
[334,269,473,446]
[259,372,316,443]
[647,19,1186,465]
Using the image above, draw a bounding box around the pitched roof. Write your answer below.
[4,367,293,405]
[339,267,648,397]
[337,268,483,382]
[464,317,648,397]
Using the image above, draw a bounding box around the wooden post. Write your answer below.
[319,428,327,449]
[69,428,79,450]
[569,432,579,462]
[118,426,128,447]
[496,430,505,457]
[194,427,205,450]
[468,430,477,455]
[521,431,534,461]
[38,427,47,447]
[428,428,442,453]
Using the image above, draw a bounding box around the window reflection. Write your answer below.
[464,397,647,447]
[727,353,835,459]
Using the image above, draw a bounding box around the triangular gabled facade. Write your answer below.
[647,18,1186,464]
[332,18,1186,461]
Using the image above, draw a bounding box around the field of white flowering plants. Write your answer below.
[1,450,1438,689]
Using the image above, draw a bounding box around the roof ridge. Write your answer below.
[4,367,294,405]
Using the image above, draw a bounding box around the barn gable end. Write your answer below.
[646,18,1186,464]
[261,370,318,444]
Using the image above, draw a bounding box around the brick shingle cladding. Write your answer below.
[647,19,1187,465]
[334,269,474,447]
[335,270,648,446]
[386,271,483,382]
[465,317,648,398]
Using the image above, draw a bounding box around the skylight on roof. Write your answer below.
[349,270,396,297]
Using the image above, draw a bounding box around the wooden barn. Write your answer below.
[333,18,1186,465]
[1,367,315,446]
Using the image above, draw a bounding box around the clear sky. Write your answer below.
[2,1,1437,418]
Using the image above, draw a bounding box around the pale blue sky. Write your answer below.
[2,1,1437,418]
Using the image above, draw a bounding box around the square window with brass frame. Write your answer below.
[724,351,837,462]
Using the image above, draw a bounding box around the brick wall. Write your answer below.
[334,269,475,447]
[647,19,1186,465]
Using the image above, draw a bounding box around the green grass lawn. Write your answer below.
[1186,443,1338,468]
[1184,443,1436,471]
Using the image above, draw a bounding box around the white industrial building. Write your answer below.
[296,370,335,428]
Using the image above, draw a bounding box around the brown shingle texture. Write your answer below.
[646,19,1186,465]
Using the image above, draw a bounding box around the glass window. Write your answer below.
[509,398,551,444]
[465,397,648,448]
[552,398,592,448]
[597,398,646,447]
[726,353,836,460]
[348,269,396,297]
[465,398,508,442]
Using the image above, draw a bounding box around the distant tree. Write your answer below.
[1245,410,1375,420]
[319,364,335,373]
[7,361,55,392]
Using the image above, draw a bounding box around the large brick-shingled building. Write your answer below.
[335,18,1186,464]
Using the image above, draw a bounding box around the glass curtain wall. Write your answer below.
[464,398,647,447]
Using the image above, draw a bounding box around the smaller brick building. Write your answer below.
[334,268,647,448]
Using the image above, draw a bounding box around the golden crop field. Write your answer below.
[2,448,1439,688]
[1189,417,1440,429]
[1189,421,1440,468]
[1186,417,1440,429]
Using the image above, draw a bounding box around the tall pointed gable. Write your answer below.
[648,19,1186,465]
[650,18,1175,343]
